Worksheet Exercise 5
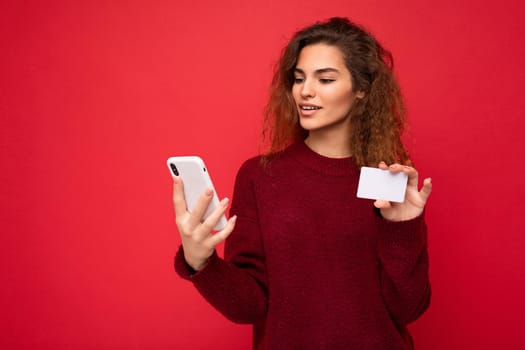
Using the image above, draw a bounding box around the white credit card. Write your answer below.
[357,167,408,203]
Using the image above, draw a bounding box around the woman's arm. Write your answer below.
[376,213,431,326]
[173,159,268,324]
[374,162,432,325]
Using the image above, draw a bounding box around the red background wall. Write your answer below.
[2,0,524,349]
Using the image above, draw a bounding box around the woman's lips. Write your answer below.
[299,104,322,116]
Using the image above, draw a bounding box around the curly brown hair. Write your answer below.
[262,17,411,167]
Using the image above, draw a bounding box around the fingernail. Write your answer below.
[173,176,180,184]
[221,198,229,207]
[205,188,213,196]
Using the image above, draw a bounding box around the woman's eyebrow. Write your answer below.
[315,67,340,74]
[294,67,340,74]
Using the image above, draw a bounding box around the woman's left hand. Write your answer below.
[374,162,432,222]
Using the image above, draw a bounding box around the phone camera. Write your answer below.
[169,163,179,176]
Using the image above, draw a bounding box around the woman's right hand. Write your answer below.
[172,176,237,271]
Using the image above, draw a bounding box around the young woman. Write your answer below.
[172,17,432,349]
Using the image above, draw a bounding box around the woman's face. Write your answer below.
[292,43,363,134]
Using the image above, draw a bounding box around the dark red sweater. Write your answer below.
[175,142,430,349]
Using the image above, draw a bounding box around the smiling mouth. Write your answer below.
[300,106,322,110]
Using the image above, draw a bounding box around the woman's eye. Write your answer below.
[294,77,304,84]
[319,78,335,84]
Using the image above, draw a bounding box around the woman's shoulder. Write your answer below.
[241,144,298,169]
[238,154,263,170]
[236,155,265,180]
[235,146,294,181]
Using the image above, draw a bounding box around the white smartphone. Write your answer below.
[167,156,227,231]
[356,166,408,203]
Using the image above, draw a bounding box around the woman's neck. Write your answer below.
[304,133,352,159]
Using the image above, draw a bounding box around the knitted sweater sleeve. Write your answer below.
[375,210,431,326]
[174,159,268,324]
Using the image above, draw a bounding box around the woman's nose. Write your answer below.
[300,79,315,98]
